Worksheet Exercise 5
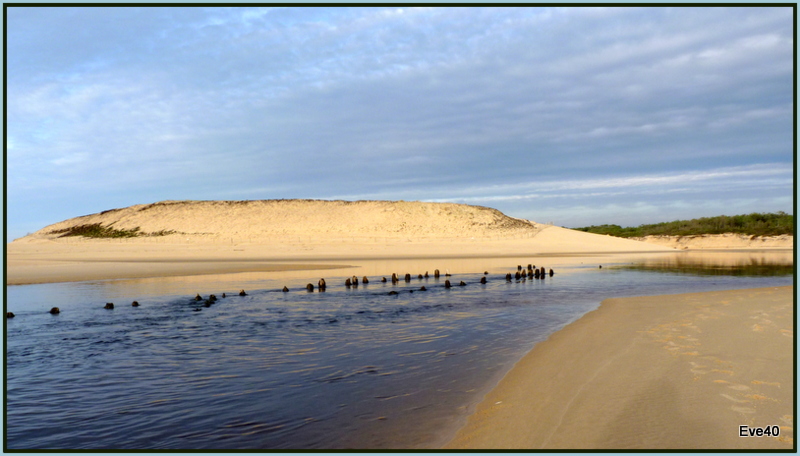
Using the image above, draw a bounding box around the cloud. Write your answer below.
[5,6,794,239]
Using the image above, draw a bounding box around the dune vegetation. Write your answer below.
[48,223,176,239]
[573,212,793,238]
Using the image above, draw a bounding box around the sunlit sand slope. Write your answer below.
[19,199,542,241]
[8,200,673,284]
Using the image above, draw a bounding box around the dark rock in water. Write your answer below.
[517,265,522,271]
[239,290,247,296]
[418,274,423,279]
[104,303,114,310]
[306,283,314,292]
[549,269,554,277]
[404,273,411,282]
[131,301,140,307]
[459,281,466,286]
[444,280,452,288]
[599,265,602,269]
[208,294,217,302]
[434,269,440,278]
[6,312,15,318]
[49,307,60,314]
[193,308,202,312]
[480,276,487,284]
[204,300,212,307]
[194,294,202,301]
[362,276,369,284]
[381,277,387,282]
[424,271,429,278]
[352,276,359,287]
[222,293,226,298]
[419,286,427,291]
[318,278,327,290]
[505,273,512,282]
[484,271,489,275]
[388,291,399,295]
[515,271,521,279]
[345,278,352,287]
[392,273,399,284]
[527,264,533,270]
[282,286,289,292]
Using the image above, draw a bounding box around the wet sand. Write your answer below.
[445,285,794,449]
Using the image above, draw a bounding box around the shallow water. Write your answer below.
[5,251,793,449]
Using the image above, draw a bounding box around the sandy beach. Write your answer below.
[445,286,794,449]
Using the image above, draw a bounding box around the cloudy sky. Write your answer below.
[6,6,794,240]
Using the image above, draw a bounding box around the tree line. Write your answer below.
[573,212,794,238]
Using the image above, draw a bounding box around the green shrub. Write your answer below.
[574,212,793,238]
[49,224,175,238]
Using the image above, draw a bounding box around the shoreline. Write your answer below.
[444,285,794,450]
[6,236,678,285]
[7,251,683,286]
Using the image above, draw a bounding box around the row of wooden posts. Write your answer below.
[6,265,556,317]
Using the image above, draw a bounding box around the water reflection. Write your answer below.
[5,252,687,308]
[620,250,794,277]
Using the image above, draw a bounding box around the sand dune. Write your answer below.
[8,199,673,285]
[19,199,543,242]
[12,199,676,254]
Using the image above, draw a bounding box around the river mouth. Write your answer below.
[5,251,793,449]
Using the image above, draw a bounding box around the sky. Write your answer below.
[5,6,795,241]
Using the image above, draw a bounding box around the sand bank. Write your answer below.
[632,233,793,250]
[4,237,668,285]
[445,286,794,450]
